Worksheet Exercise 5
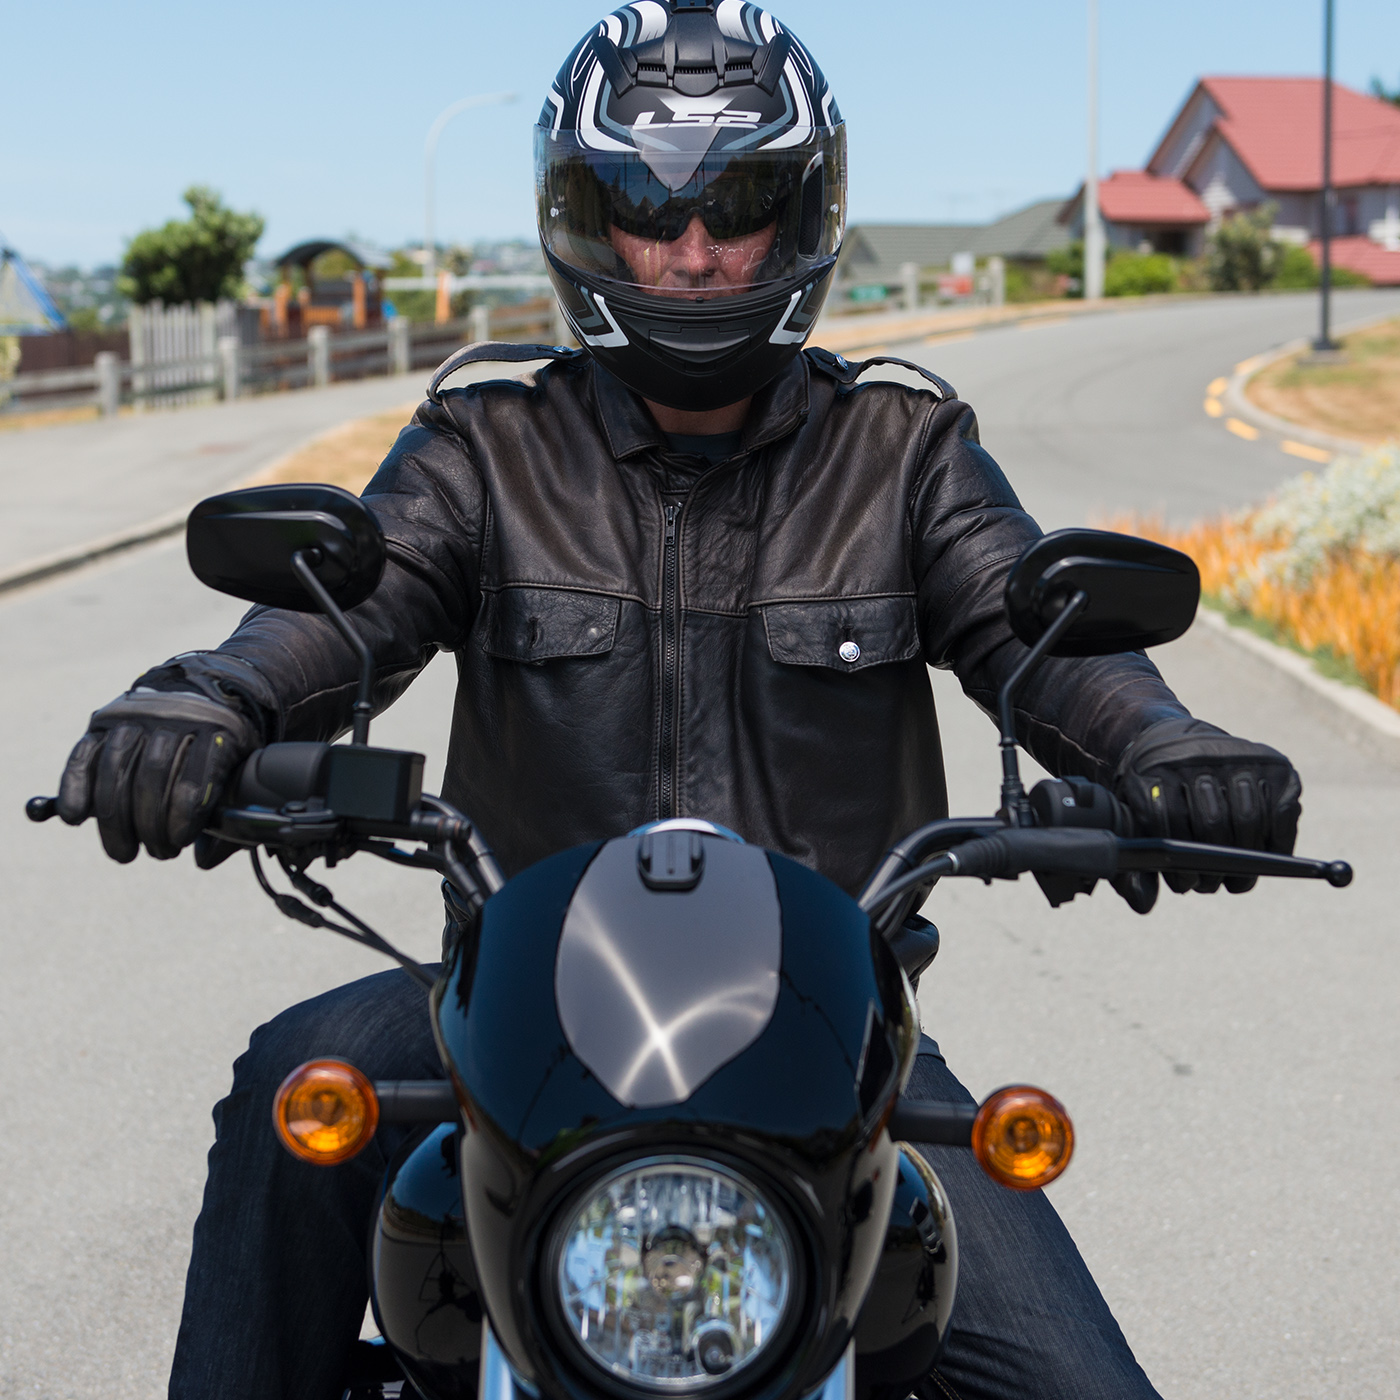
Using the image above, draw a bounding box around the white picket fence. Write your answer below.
[128,300,239,408]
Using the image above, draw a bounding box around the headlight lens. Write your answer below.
[555,1158,794,1390]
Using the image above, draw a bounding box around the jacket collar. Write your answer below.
[590,353,812,461]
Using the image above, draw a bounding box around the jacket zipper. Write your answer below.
[658,501,682,818]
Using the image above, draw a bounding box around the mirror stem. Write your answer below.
[996,590,1089,826]
[291,550,375,746]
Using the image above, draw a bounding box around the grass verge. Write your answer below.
[1246,316,1400,444]
[248,403,418,493]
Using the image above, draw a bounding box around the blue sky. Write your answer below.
[6,0,1399,267]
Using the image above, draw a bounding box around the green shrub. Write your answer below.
[1206,205,1278,291]
[1046,239,1083,296]
[1104,252,1178,296]
[1272,243,1319,288]
[1268,243,1371,290]
[1331,264,1372,288]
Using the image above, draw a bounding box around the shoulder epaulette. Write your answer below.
[427,341,586,404]
[805,345,956,402]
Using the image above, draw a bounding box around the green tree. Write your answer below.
[1370,75,1400,108]
[119,186,264,305]
[1205,204,1279,291]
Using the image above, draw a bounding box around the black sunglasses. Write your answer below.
[598,156,800,243]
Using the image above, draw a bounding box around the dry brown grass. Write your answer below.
[1116,512,1400,709]
[248,402,419,493]
[0,403,103,433]
[1247,317,1400,444]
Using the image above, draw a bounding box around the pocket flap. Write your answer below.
[482,587,620,663]
[762,596,920,671]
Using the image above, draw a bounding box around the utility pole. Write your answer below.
[1314,0,1338,351]
[1083,0,1106,301]
[424,92,516,282]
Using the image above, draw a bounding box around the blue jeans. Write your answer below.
[169,969,1160,1400]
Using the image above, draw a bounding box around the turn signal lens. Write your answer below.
[273,1059,380,1165]
[971,1085,1074,1191]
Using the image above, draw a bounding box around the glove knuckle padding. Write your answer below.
[1114,715,1304,895]
[93,725,145,864]
[60,688,260,861]
[131,729,189,860]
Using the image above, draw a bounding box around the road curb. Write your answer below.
[0,506,191,597]
[1195,606,1400,760]
[1220,308,1399,456]
[0,413,351,600]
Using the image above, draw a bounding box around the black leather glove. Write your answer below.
[1113,716,1303,896]
[57,663,263,863]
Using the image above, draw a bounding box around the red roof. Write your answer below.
[1307,235,1400,286]
[1199,77,1400,191]
[1097,170,1209,225]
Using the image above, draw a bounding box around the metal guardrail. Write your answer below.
[2,301,571,418]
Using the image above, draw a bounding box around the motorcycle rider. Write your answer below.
[55,5,1301,1399]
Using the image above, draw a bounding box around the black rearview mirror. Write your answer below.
[186,484,387,745]
[1005,528,1199,657]
[186,484,386,612]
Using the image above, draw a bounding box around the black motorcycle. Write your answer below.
[28,485,1351,1400]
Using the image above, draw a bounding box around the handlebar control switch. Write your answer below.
[1027,778,1129,908]
[232,742,425,825]
[1028,777,1126,832]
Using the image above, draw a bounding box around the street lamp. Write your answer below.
[1314,0,1338,352]
[1083,0,1105,301]
[424,91,517,282]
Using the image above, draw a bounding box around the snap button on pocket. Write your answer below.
[838,640,861,663]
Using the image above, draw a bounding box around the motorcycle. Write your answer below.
[27,484,1352,1400]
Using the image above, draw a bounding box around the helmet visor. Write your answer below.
[536,125,846,298]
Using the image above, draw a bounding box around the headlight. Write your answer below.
[554,1157,794,1390]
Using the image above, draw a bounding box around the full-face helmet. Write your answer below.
[536,0,846,411]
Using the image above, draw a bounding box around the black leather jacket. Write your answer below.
[188,344,1189,894]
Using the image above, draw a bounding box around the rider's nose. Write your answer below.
[669,215,719,274]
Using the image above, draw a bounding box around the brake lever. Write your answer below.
[1116,838,1352,887]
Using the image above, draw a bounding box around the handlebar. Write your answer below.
[859,826,1352,916]
[28,751,1352,921]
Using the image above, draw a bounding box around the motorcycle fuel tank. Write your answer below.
[431,825,920,1400]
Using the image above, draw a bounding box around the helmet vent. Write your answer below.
[752,31,792,94]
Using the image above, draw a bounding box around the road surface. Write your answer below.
[1,289,1396,1398]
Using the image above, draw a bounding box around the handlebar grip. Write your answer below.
[949,829,1120,881]
[26,796,58,823]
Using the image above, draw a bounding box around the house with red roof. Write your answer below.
[1063,77,1400,283]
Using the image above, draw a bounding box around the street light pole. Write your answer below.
[1314,0,1337,351]
[424,91,517,282]
[1083,0,1106,301]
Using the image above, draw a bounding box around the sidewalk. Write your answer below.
[0,362,530,592]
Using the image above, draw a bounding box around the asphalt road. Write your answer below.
[2,290,1398,1398]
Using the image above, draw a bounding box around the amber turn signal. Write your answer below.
[971,1085,1074,1191]
[273,1059,380,1165]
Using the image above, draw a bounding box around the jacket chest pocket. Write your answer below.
[761,596,920,672]
[481,587,620,664]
